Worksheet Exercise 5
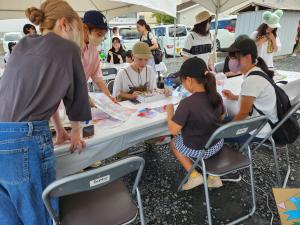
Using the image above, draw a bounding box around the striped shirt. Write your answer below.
[182,32,212,65]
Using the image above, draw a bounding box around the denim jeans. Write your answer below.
[0,121,57,225]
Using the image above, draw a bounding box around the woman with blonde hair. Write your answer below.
[0,0,91,224]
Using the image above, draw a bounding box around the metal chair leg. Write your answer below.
[282,144,291,188]
[178,157,202,192]
[136,188,145,225]
[202,159,213,225]
[227,147,256,225]
[248,146,256,216]
[269,137,282,187]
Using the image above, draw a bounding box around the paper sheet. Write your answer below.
[89,93,136,121]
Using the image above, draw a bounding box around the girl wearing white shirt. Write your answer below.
[222,38,278,142]
[251,10,283,68]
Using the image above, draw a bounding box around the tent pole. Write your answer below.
[173,17,176,59]
[213,0,220,64]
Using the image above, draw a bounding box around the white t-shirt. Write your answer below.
[251,31,281,68]
[113,65,157,97]
[240,67,278,138]
[182,31,212,65]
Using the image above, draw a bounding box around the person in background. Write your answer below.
[292,20,300,57]
[182,11,214,71]
[113,42,157,100]
[112,26,121,39]
[4,42,16,65]
[0,0,91,224]
[137,19,159,71]
[223,35,249,77]
[167,57,225,191]
[222,38,278,144]
[23,23,37,35]
[53,10,116,145]
[107,37,126,64]
[125,50,133,63]
[251,10,283,68]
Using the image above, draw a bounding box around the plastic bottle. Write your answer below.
[164,78,173,96]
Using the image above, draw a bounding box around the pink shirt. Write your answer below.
[81,43,103,82]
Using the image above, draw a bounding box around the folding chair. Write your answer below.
[178,116,268,225]
[252,101,300,188]
[102,68,118,83]
[107,80,115,95]
[42,156,145,225]
[214,61,225,73]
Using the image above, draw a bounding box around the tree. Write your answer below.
[152,13,175,24]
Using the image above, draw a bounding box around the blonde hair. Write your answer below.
[25,0,81,33]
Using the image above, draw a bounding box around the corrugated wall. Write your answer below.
[236,10,300,56]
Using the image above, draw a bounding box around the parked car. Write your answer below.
[118,25,140,51]
[153,24,188,58]
[210,16,237,51]
[2,32,23,53]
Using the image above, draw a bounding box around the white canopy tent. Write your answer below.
[0,0,177,20]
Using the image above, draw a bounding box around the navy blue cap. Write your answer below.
[83,10,108,29]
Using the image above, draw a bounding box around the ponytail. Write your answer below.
[203,72,223,109]
[137,19,151,32]
[145,24,151,32]
[255,57,274,79]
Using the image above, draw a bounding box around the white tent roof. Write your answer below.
[0,0,177,20]
[191,0,250,14]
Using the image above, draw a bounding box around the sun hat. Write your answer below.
[132,42,152,59]
[262,9,283,29]
[195,11,211,25]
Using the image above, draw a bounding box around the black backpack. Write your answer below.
[248,71,300,144]
[140,32,163,64]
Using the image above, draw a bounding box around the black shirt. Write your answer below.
[107,48,126,64]
[172,92,224,149]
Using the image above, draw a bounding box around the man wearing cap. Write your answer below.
[82,10,114,100]
[54,10,115,145]
[113,42,158,100]
[182,10,214,71]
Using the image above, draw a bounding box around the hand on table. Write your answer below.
[132,91,142,98]
[222,90,237,100]
[163,88,171,96]
[54,128,71,145]
[69,127,86,154]
[108,95,118,103]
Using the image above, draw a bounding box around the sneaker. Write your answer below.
[182,174,204,190]
[292,53,297,57]
[208,176,223,188]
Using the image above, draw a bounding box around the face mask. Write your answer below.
[228,58,241,73]
[62,23,81,47]
[88,33,104,46]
